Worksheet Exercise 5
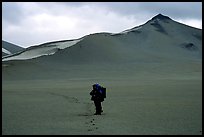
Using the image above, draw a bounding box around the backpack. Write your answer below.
[94,84,106,99]
[100,87,106,98]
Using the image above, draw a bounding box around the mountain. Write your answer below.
[2,14,201,62]
[2,40,24,57]
[2,14,202,80]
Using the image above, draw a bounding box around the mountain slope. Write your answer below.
[2,14,202,80]
[2,14,201,62]
[32,13,201,64]
[2,41,24,57]
[2,39,81,61]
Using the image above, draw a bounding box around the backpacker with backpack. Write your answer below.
[90,84,106,115]
[93,84,106,101]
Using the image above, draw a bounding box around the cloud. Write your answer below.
[2,2,202,48]
[2,2,139,47]
[178,19,202,29]
[2,2,23,24]
[88,2,202,21]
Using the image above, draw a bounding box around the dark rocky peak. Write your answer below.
[151,14,172,21]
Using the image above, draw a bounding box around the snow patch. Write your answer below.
[2,48,12,55]
[121,26,142,34]
[111,26,142,35]
[2,39,82,61]
[53,39,81,49]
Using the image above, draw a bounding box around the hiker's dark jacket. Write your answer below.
[90,89,104,102]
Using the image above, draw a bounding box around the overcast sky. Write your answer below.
[2,2,202,48]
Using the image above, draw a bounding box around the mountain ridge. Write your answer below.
[2,14,202,64]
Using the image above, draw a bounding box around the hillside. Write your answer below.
[2,40,24,57]
[2,14,202,80]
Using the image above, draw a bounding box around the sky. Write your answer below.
[2,2,202,48]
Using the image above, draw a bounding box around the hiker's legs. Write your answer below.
[94,100,102,114]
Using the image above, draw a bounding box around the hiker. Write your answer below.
[90,84,106,115]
